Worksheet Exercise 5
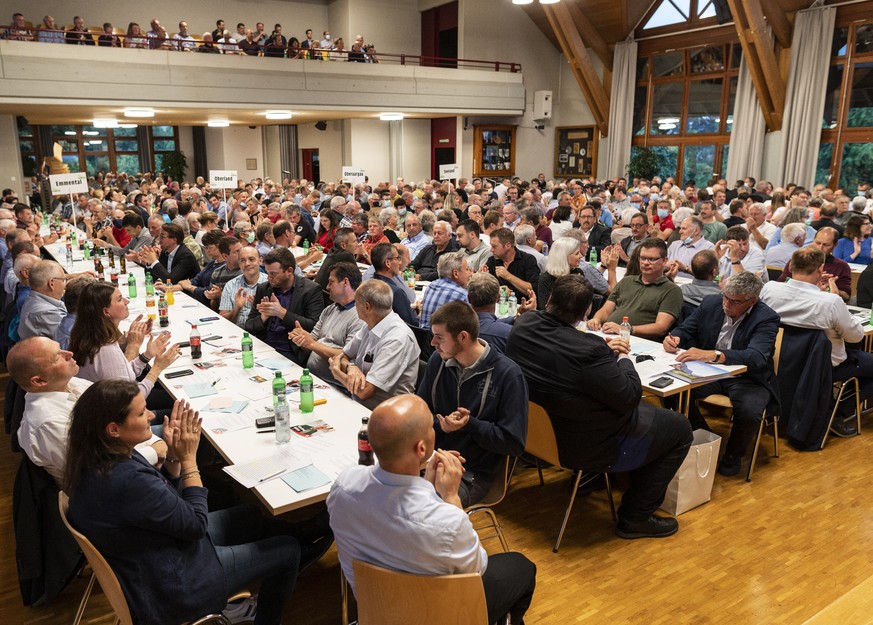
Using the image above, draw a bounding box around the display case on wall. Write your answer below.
[473,125,516,177]
[554,126,597,178]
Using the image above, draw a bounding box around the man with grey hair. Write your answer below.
[18,260,67,340]
[764,222,806,272]
[665,272,780,476]
[328,279,420,410]
[667,216,715,279]
[514,224,546,272]
[419,252,472,329]
[411,220,459,282]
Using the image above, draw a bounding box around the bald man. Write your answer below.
[327,394,536,625]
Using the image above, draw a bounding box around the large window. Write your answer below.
[632,42,739,185]
[818,19,873,190]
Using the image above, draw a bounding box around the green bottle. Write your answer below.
[84,244,91,260]
[300,368,314,413]
[128,273,137,299]
[241,332,254,369]
[145,272,154,296]
[272,371,286,408]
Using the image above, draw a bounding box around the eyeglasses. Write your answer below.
[638,255,664,263]
[630,223,647,228]
[722,293,753,306]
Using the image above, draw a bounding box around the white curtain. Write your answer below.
[726,53,767,182]
[778,6,836,188]
[604,41,638,178]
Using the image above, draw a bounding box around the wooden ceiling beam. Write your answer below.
[543,3,610,136]
[759,0,793,49]
[726,0,785,131]
[565,0,614,71]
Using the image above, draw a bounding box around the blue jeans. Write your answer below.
[209,504,301,625]
[608,404,693,522]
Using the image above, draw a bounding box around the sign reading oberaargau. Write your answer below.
[341,167,366,185]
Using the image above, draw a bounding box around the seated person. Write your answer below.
[244,247,324,364]
[327,394,536,625]
[666,272,780,476]
[55,275,94,350]
[419,252,472,329]
[220,245,267,327]
[311,227,357,291]
[410,221,458,282]
[329,280,420,409]
[467,273,512,353]
[666,217,715,279]
[588,238,683,340]
[679,250,722,308]
[369,242,418,326]
[715,225,765,281]
[483,227,540,302]
[289,262,366,385]
[764,222,807,272]
[8,338,166,485]
[416,301,528,507]
[506,274,693,538]
[93,212,153,257]
[456,219,491,272]
[761,246,872,438]
[157,230,227,306]
[778,227,850,303]
[137,222,200,283]
[833,214,873,265]
[65,381,331,625]
[619,212,649,266]
[18,260,67,340]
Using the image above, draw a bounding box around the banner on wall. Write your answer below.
[438,163,459,180]
[49,172,88,195]
[209,170,238,189]
[342,167,366,185]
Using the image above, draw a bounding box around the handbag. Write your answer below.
[660,429,721,516]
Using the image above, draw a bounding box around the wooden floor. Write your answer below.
[4,377,873,624]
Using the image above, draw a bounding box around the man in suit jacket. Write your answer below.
[138,222,200,283]
[312,227,357,291]
[665,272,780,477]
[576,205,612,262]
[245,247,325,365]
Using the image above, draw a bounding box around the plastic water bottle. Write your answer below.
[190,324,202,359]
[128,273,137,299]
[300,368,314,413]
[145,272,154,296]
[498,290,509,317]
[158,294,169,327]
[272,371,286,408]
[620,316,632,342]
[65,243,73,269]
[358,416,374,466]
[166,281,175,306]
[590,247,599,268]
[303,239,310,254]
[84,244,91,260]
[275,394,291,444]
[241,332,254,369]
[542,243,549,257]
[508,292,518,317]
[145,296,156,321]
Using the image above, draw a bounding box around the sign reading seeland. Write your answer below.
[49,172,89,195]
[210,170,238,189]
[438,163,459,181]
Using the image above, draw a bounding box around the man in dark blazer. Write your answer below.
[245,247,325,365]
[139,222,200,283]
[665,271,780,477]
[312,227,357,291]
[575,205,612,262]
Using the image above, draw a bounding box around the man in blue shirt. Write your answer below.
[419,252,471,329]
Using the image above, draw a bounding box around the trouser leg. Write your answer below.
[481,552,537,625]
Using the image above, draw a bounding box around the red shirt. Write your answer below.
[112,225,132,247]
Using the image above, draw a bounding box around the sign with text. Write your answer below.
[49,172,88,195]
[341,167,366,185]
[439,163,459,180]
[209,170,238,189]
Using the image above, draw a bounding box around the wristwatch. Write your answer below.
[711,350,722,363]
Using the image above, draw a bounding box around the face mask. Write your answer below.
[631,202,640,209]
[650,193,660,202]
[657,209,669,219]
[398,207,407,216]
[325,34,331,40]
[112,219,123,228]
[383,200,391,208]
[246,231,255,243]
[683,236,694,245]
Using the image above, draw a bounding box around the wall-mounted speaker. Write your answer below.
[712,0,732,24]
[533,90,552,121]
[315,121,328,131]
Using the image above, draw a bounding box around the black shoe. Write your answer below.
[717,453,742,477]
[830,417,858,438]
[615,514,678,539]
[299,533,334,574]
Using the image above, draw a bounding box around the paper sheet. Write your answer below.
[222,446,311,488]
[281,465,331,492]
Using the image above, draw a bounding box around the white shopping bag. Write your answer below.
[659,429,721,516]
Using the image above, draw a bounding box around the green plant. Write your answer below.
[160,150,188,183]
[626,146,661,180]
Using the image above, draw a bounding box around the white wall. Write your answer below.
[298,121,344,182]
[203,126,264,180]
[348,119,390,183]
[348,0,420,57]
[401,119,431,182]
[0,115,25,199]
[262,126,282,182]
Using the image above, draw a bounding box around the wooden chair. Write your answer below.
[353,560,489,625]
[59,492,247,625]
[821,377,862,449]
[465,455,515,552]
[526,402,616,552]
[696,327,784,481]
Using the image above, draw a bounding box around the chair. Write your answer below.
[464,455,515,553]
[526,402,616,552]
[353,560,489,625]
[696,327,783,482]
[820,376,862,449]
[409,324,434,360]
[766,266,784,282]
[59,492,246,625]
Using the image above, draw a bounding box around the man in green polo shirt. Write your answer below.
[588,238,683,340]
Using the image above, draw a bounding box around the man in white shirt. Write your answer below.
[667,217,715,279]
[8,337,165,485]
[219,245,267,327]
[457,219,491,272]
[514,224,547,273]
[715,225,766,280]
[172,20,196,50]
[744,202,777,249]
[326,393,536,624]
[763,222,806,273]
[399,213,432,261]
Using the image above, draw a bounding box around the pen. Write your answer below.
[211,380,218,386]
[258,469,286,483]
[258,429,276,434]
[314,399,327,406]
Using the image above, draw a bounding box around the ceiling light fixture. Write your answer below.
[265,110,293,120]
[658,123,677,130]
[657,117,680,125]
[119,124,137,129]
[512,0,534,4]
[93,119,119,128]
[124,108,155,118]
[379,112,404,121]
[208,120,230,127]
[64,131,76,136]
[88,140,103,145]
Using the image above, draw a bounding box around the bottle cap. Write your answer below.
[362,416,369,424]
[243,332,249,337]
[191,324,197,329]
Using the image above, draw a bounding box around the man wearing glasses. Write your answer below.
[588,238,683,340]
[664,272,780,477]
[18,260,67,340]
[618,213,649,266]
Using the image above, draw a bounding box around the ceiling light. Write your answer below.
[265,110,293,120]
[208,120,230,127]
[379,112,404,121]
[124,108,154,118]
[64,131,76,136]
[512,0,534,4]
[658,123,677,130]
[119,124,137,129]
[657,117,680,125]
[539,0,560,3]
[88,140,103,145]
[93,119,119,128]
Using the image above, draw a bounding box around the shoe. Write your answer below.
[299,533,334,574]
[717,453,742,477]
[222,595,257,624]
[830,417,858,438]
[615,514,678,539]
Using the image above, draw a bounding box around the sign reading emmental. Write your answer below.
[49,172,89,195]
[210,170,238,189]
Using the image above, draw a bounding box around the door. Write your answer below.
[301,148,319,183]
